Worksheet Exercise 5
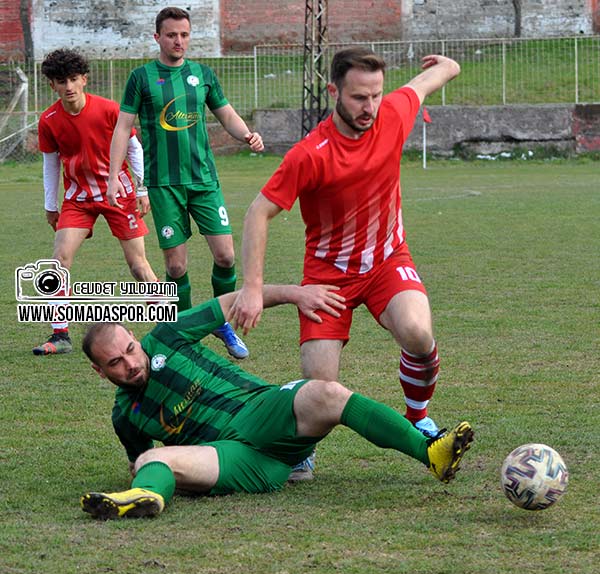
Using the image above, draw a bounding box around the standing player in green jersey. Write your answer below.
[79,284,474,520]
[107,6,264,359]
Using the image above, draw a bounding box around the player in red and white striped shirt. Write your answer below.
[33,49,158,356]
[232,47,460,479]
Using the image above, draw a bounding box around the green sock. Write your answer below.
[340,393,429,465]
[167,272,192,311]
[132,461,176,504]
[211,263,236,297]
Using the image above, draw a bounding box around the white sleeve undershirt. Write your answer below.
[42,151,61,211]
[127,135,144,187]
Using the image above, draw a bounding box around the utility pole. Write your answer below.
[301,0,329,137]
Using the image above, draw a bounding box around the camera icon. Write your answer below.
[15,259,70,301]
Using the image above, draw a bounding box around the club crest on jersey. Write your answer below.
[161,226,174,239]
[187,75,200,87]
[151,354,167,371]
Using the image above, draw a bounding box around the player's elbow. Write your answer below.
[452,61,461,78]
[246,194,282,223]
[447,59,461,81]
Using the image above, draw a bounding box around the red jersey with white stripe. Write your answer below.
[38,93,134,203]
[261,86,420,276]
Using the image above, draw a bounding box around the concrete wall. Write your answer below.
[1,1,598,61]
[405,0,594,40]
[29,0,221,60]
[247,104,600,157]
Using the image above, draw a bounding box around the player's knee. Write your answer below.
[165,260,187,278]
[134,449,166,473]
[308,379,351,409]
[296,380,350,434]
[402,324,434,356]
[212,251,235,269]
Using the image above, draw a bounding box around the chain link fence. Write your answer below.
[1,35,599,163]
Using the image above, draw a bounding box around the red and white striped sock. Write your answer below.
[399,342,439,423]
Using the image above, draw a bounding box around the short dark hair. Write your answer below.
[156,6,191,34]
[330,47,386,90]
[41,49,90,81]
[82,322,123,362]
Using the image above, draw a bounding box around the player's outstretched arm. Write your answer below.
[222,284,345,326]
[281,284,346,323]
[405,55,460,104]
[230,194,283,334]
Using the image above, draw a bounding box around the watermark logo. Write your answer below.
[16,259,70,301]
[15,259,178,323]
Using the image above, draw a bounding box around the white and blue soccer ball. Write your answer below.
[500,443,569,510]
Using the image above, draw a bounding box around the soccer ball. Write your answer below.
[500,443,569,510]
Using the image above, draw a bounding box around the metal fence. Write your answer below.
[1,35,599,162]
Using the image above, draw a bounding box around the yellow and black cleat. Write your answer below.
[81,488,164,520]
[427,421,474,483]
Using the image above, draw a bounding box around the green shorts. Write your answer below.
[148,184,232,249]
[207,379,321,495]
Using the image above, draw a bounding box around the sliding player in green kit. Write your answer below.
[80,283,474,520]
[107,6,263,359]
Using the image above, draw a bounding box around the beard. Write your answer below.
[335,99,375,134]
[110,355,150,390]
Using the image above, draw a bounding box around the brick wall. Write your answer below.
[220,0,404,52]
[0,0,25,59]
[593,0,600,32]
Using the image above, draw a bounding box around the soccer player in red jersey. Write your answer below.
[232,47,461,478]
[33,49,158,355]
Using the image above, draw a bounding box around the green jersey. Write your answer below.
[112,298,274,462]
[121,59,228,188]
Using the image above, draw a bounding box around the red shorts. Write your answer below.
[299,244,428,345]
[57,196,148,240]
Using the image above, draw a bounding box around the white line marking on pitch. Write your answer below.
[407,190,482,202]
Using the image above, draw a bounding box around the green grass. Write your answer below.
[0,155,599,573]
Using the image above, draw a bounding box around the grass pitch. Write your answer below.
[0,154,598,574]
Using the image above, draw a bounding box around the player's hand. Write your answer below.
[244,132,264,153]
[45,210,59,231]
[230,286,264,335]
[107,178,125,209]
[296,284,346,323]
[421,54,445,69]
[137,195,151,217]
